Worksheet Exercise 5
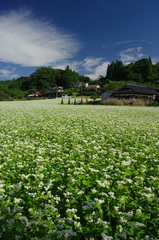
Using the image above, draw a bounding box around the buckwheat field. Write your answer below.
[1,99,159,240]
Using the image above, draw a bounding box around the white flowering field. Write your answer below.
[1,99,159,240]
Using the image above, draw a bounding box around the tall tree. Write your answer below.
[60,66,80,88]
[106,61,124,81]
[106,62,115,80]
[133,58,156,82]
[30,67,57,90]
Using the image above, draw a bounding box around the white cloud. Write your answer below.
[52,61,81,72]
[82,57,104,71]
[0,67,19,79]
[118,47,145,65]
[0,9,81,67]
[53,57,110,80]
[83,58,110,80]
[151,57,159,64]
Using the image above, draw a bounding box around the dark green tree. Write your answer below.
[154,63,159,80]
[133,58,156,82]
[90,91,101,103]
[60,66,80,88]
[106,62,115,80]
[79,75,91,83]
[106,61,124,81]
[30,67,57,90]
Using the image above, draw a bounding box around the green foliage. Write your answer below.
[90,91,101,103]
[0,66,84,92]
[148,100,159,106]
[7,89,26,99]
[0,66,90,100]
[61,98,64,104]
[0,57,159,101]
[106,60,124,81]
[101,79,159,92]
[30,67,57,90]
[101,80,130,92]
[79,75,91,83]
[60,66,80,88]
[68,97,71,104]
[0,92,12,101]
[132,57,157,82]
[0,89,27,101]
[106,57,158,83]
[74,98,77,105]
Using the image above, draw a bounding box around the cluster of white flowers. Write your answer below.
[56,227,77,238]
[1,100,159,239]
[82,201,95,209]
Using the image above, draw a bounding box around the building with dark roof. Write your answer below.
[111,83,159,100]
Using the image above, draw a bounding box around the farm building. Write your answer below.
[27,92,44,98]
[73,82,88,88]
[111,83,159,100]
[86,84,101,91]
[101,91,112,101]
[46,87,63,98]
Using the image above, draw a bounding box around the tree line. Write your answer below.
[0,66,90,91]
[94,57,159,92]
[106,57,159,82]
[0,66,90,100]
[0,58,159,100]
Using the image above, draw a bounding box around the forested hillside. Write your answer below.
[106,58,159,82]
[0,66,90,100]
[0,58,159,100]
[93,58,159,91]
[0,66,90,91]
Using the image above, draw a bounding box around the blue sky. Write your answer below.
[0,0,159,80]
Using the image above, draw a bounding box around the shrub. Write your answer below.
[101,98,151,106]
[148,100,159,107]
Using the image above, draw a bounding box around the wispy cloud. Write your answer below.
[0,9,81,67]
[118,47,145,65]
[114,39,145,47]
[0,67,19,79]
[53,57,110,80]
[52,60,82,73]
[98,0,110,7]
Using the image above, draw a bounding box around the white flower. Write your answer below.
[94,198,105,204]
[14,198,22,203]
[66,208,77,213]
[77,190,84,195]
[108,191,116,199]
[15,235,21,240]
[96,179,110,187]
[141,192,155,198]
[19,216,29,226]
[101,233,113,240]
[134,222,145,228]
[82,201,95,209]
[91,188,97,193]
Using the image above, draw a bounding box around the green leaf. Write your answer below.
[9,171,16,179]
